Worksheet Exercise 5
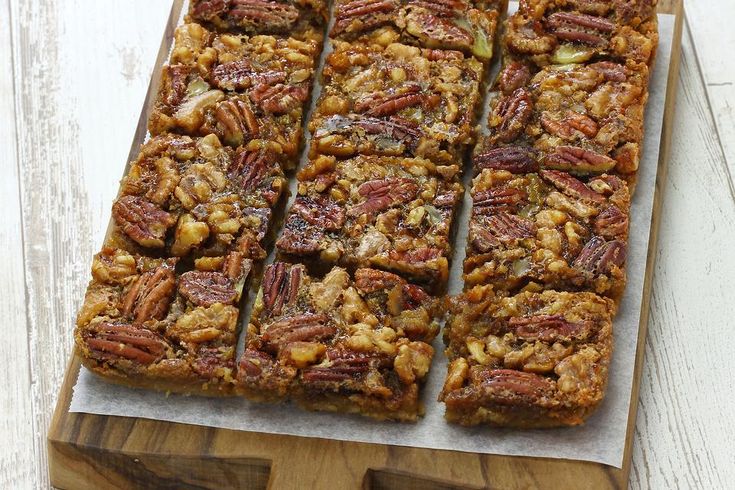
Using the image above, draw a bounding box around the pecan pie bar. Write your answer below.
[75,246,251,394]
[105,133,285,266]
[309,41,484,166]
[440,285,614,427]
[276,154,463,293]
[187,0,328,40]
[504,0,658,70]
[330,0,507,60]
[237,262,442,421]
[477,60,649,180]
[148,23,321,169]
[464,167,630,301]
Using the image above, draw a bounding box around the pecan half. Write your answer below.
[229,0,300,32]
[212,60,286,91]
[238,348,275,378]
[192,346,235,378]
[472,213,536,251]
[331,0,399,37]
[541,111,599,139]
[85,323,169,365]
[179,270,237,307]
[162,64,191,107]
[263,313,336,347]
[474,146,538,174]
[262,263,302,316]
[317,115,421,151]
[491,88,533,144]
[540,170,605,203]
[214,98,259,147]
[573,236,626,275]
[403,10,474,50]
[112,196,176,248]
[544,146,616,174]
[229,147,275,195]
[546,12,615,46]
[348,178,419,217]
[509,315,589,342]
[191,0,230,20]
[473,188,527,214]
[122,264,177,324]
[302,349,390,383]
[250,83,308,114]
[477,368,556,405]
[497,61,532,95]
[594,205,628,238]
[356,86,424,118]
[293,195,346,230]
[590,61,627,82]
[355,268,405,294]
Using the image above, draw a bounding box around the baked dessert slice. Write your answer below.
[238,263,442,421]
[187,0,328,40]
[149,23,321,169]
[476,60,650,181]
[504,0,659,70]
[75,247,251,395]
[464,167,630,302]
[276,154,463,293]
[440,285,614,427]
[106,133,285,266]
[330,0,508,60]
[309,41,484,166]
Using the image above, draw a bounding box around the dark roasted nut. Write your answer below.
[191,0,230,20]
[162,64,191,107]
[347,178,419,217]
[276,215,325,255]
[356,85,425,118]
[292,195,346,230]
[474,146,538,174]
[476,368,557,405]
[85,323,169,365]
[239,348,274,378]
[472,213,536,251]
[122,264,177,324]
[546,12,615,46]
[544,146,616,174]
[212,59,287,91]
[229,0,300,31]
[354,267,405,294]
[541,111,599,139]
[509,315,590,342]
[262,313,337,346]
[473,188,526,214]
[497,61,532,95]
[192,346,235,378]
[540,170,605,203]
[594,206,628,238]
[179,270,237,307]
[316,115,421,152]
[250,83,309,114]
[301,349,389,383]
[573,236,626,275]
[214,98,259,147]
[402,9,474,49]
[331,0,399,37]
[228,147,277,196]
[112,196,176,248]
[262,262,302,316]
[590,61,627,82]
[490,88,533,143]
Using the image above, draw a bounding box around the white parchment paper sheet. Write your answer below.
[70,11,675,469]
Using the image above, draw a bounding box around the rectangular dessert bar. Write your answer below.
[503,0,658,70]
[440,285,614,427]
[464,167,630,302]
[238,262,442,421]
[309,40,484,166]
[187,0,328,40]
[75,246,251,395]
[330,0,507,60]
[148,23,322,169]
[476,60,650,180]
[276,154,464,293]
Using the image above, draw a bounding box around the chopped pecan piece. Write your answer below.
[162,64,191,107]
[262,263,302,316]
[573,236,626,275]
[509,315,589,342]
[354,267,405,294]
[122,264,177,324]
[348,178,419,217]
[179,270,237,307]
[85,323,169,365]
[112,196,176,248]
[474,146,538,174]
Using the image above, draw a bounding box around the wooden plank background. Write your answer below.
[1,0,733,488]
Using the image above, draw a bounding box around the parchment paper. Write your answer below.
[70,10,676,469]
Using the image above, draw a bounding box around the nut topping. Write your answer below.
[122,263,177,324]
[112,196,176,248]
[509,315,589,342]
[473,188,526,214]
[331,0,399,37]
[544,146,616,174]
[477,368,557,405]
[356,86,425,118]
[497,61,532,95]
[263,313,337,347]
[292,195,346,230]
[540,170,605,203]
[230,0,300,31]
[301,349,390,383]
[250,83,308,114]
[594,205,628,238]
[262,262,302,316]
[212,60,287,91]
[179,270,237,307]
[191,0,230,20]
[546,12,615,46]
[491,88,533,144]
[573,236,626,275]
[348,178,419,217]
[474,146,538,174]
[541,111,599,139]
[213,98,259,147]
[85,323,169,365]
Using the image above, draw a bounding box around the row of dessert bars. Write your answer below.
[439,0,659,427]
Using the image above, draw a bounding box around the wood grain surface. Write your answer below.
[2,0,734,488]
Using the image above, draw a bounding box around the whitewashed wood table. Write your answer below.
[1,1,733,488]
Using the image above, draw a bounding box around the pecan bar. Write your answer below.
[238,263,442,421]
[464,167,630,302]
[309,41,484,166]
[187,0,328,40]
[106,133,284,265]
[75,247,251,394]
[276,154,463,293]
[477,60,649,179]
[504,0,658,70]
[440,285,614,427]
[149,23,321,169]
[330,0,507,60]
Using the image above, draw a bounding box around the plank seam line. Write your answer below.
[7,0,43,481]
[684,14,735,208]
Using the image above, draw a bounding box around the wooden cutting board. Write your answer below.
[47,1,684,488]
